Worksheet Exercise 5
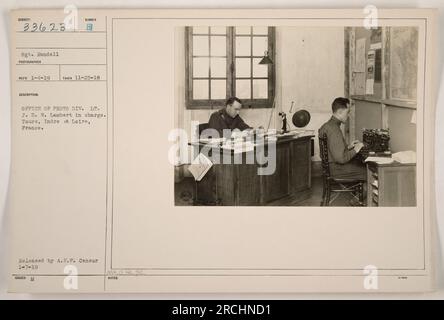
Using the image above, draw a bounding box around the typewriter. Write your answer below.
[358,128,391,160]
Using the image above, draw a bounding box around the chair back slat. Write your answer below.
[198,123,210,136]
[318,133,331,178]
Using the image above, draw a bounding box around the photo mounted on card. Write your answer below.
[8,8,437,293]
[175,24,418,208]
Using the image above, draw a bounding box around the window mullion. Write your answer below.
[228,26,235,98]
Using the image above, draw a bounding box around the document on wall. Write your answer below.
[365,50,376,95]
[8,8,437,293]
[355,38,367,72]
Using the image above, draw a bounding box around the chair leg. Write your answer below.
[351,183,364,206]
[325,183,331,206]
[321,181,327,206]
[359,182,364,205]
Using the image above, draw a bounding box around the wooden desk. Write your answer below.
[193,135,314,206]
[366,162,416,207]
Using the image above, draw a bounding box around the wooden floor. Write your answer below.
[175,176,356,206]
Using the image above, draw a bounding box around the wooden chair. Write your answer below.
[198,123,210,136]
[318,133,365,206]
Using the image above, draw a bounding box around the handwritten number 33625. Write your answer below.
[23,22,65,32]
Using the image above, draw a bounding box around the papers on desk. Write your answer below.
[188,153,213,181]
[221,141,255,154]
[231,130,250,139]
[364,151,417,165]
[392,151,416,164]
[276,129,315,138]
[198,137,226,144]
[364,156,394,164]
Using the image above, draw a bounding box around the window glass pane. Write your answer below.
[211,80,226,99]
[253,79,268,99]
[236,58,251,78]
[210,36,226,56]
[253,36,268,56]
[235,26,251,35]
[235,36,251,56]
[252,26,268,35]
[193,36,209,56]
[236,79,251,99]
[188,27,274,105]
[253,58,268,77]
[193,26,209,34]
[210,26,226,35]
[193,58,209,77]
[210,58,226,77]
[193,80,209,99]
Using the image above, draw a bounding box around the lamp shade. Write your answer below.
[259,51,273,64]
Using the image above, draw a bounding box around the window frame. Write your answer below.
[185,26,276,110]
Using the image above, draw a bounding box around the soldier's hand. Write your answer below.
[353,142,364,153]
[348,140,360,150]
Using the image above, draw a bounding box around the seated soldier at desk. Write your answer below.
[208,97,252,137]
[318,97,366,180]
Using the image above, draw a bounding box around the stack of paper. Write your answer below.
[392,151,416,164]
[222,141,255,154]
[364,156,394,164]
[199,137,226,144]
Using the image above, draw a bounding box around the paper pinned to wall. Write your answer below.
[354,72,366,95]
[365,49,376,95]
[366,50,376,78]
[355,38,366,72]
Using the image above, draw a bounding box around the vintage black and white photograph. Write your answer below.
[174,25,419,207]
[5,7,437,295]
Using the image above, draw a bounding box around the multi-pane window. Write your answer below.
[234,26,270,101]
[186,26,275,109]
[190,26,228,102]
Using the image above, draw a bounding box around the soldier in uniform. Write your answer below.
[318,97,366,180]
[208,97,252,137]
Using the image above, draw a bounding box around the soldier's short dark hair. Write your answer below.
[226,97,242,106]
[332,97,350,113]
